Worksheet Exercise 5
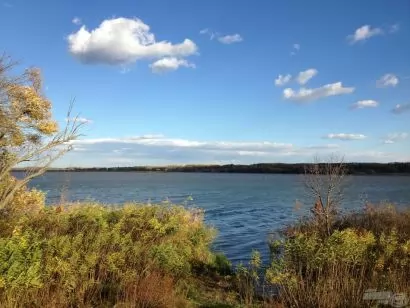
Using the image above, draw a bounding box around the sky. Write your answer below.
[1,0,409,167]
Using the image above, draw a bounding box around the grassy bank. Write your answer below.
[266,203,410,307]
[0,202,219,307]
[0,198,409,307]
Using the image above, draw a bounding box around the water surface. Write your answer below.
[28,172,410,263]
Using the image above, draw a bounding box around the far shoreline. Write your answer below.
[13,162,410,175]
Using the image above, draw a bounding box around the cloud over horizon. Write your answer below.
[55,133,408,167]
[323,133,367,141]
[58,135,358,167]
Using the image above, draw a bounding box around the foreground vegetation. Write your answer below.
[0,199,219,307]
[267,203,410,307]
[0,196,408,307]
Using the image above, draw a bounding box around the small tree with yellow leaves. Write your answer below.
[0,55,82,210]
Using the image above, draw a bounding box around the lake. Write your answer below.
[28,172,410,263]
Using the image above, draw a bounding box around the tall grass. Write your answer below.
[266,203,410,308]
[0,203,216,307]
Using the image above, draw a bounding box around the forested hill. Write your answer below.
[42,162,410,175]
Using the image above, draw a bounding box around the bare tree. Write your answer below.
[304,154,347,235]
[0,55,83,210]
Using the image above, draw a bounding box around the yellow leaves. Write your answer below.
[380,228,399,258]
[402,240,410,255]
[9,85,52,121]
[10,130,24,146]
[37,120,58,135]
[337,228,375,259]
[11,186,45,214]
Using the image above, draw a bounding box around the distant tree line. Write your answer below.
[36,162,410,175]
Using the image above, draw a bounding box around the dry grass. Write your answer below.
[266,203,410,308]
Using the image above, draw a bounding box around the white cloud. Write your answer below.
[351,100,379,109]
[199,28,217,40]
[274,74,292,87]
[293,43,300,50]
[66,117,93,124]
[296,68,318,85]
[345,151,408,163]
[217,34,243,44]
[70,136,294,152]
[67,17,198,66]
[150,57,195,73]
[392,103,410,115]
[72,17,82,25]
[54,134,410,167]
[283,82,354,102]
[347,25,383,43]
[57,134,351,167]
[323,133,367,141]
[376,73,399,88]
[200,29,242,44]
[383,132,408,144]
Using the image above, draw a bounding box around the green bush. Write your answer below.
[0,203,216,307]
[266,203,410,308]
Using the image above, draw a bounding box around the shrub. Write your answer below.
[266,203,410,308]
[0,203,216,307]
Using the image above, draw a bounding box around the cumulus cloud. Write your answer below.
[296,68,318,85]
[150,57,195,73]
[391,103,410,115]
[323,133,367,141]
[347,25,383,43]
[283,82,354,102]
[351,100,379,109]
[348,24,399,44]
[383,132,408,144]
[376,73,399,88]
[217,34,243,44]
[274,74,292,87]
[72,17,82,25]
[67,17,198,66]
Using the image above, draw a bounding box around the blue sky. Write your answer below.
[1,0,409,166]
